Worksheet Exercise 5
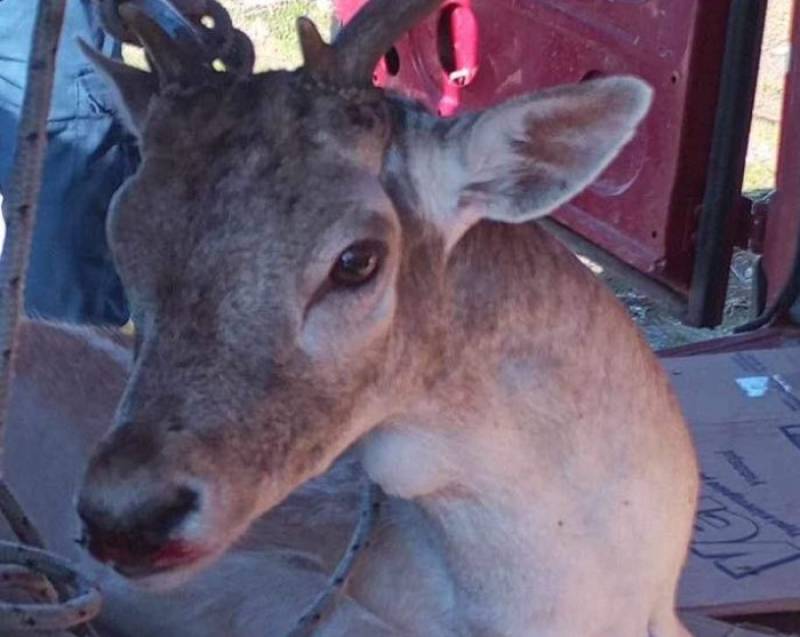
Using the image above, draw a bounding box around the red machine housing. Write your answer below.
[334,0,756,324]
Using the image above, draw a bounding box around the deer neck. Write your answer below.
[361,388,555,633]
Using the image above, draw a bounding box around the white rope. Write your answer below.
[286,481,384,637]
[0,1,66,452]
[0,542,102,633]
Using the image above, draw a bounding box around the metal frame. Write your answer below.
[686,0,768,327]
[541,219,688,320]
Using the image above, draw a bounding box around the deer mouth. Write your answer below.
[105,539,213,582]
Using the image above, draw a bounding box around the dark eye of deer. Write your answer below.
[331,241,383,287]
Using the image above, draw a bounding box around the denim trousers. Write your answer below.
[0,0,135,325]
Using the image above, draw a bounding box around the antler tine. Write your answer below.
[329,0,442,86]
[297,17,336,78]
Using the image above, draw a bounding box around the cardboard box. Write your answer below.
[682,613,787,636]
[665,348,800,615]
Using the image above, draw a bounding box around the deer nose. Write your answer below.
[77,486,200,571]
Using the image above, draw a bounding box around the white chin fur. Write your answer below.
[124,564,205,592]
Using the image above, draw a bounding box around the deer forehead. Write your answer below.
[108,77,404,289]
[139,73,391,171]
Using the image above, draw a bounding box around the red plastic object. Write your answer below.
[335,0,734,300]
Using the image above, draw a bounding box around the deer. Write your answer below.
[3,320,394,636]
[4,0,700,634]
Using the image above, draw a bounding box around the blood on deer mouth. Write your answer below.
[99,539,210,580]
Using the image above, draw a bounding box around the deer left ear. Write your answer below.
[406,76,652,249]
[79,39,158,137]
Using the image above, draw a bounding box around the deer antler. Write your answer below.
[300,0,442,86]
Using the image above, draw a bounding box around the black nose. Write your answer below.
[77,486,200,568]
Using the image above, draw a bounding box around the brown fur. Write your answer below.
[54,12,699,635]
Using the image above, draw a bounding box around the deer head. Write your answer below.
[76,0,652,587]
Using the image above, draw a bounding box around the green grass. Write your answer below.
[221,0,333,71]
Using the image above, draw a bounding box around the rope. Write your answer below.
[0,486,102,636]
[0,1,103,634]
[0,483,45,549]
[0,483,106,636]
[0,482,59,605]
[0,542,102,633]
[285,481,384,637]
[0,0,64,464]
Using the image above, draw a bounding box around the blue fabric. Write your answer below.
[0,0,134,325]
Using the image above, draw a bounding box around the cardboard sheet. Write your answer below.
[665,348,800,615]
[682,613,786,636]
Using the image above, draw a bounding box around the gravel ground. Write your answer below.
[591,250,759,351]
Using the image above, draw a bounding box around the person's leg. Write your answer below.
[0,0,133,325]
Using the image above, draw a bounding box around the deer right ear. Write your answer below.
[404,76,652,251]
[78,39,158,136]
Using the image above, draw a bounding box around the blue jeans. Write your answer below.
[0,0,134,325]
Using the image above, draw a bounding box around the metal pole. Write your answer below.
[687,0,767,327]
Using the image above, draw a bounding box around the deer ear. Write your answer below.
[78,39,158,136]
[409,76,652,248]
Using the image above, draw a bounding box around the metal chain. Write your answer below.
[94,0,255,76]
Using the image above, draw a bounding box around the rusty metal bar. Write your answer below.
[687,0,767,327]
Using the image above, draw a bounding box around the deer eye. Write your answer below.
[330,241,385,288]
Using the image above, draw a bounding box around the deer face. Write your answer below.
[76,1,651,586]
[78,74,408,584]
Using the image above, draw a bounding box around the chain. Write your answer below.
[94,0,255,76]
